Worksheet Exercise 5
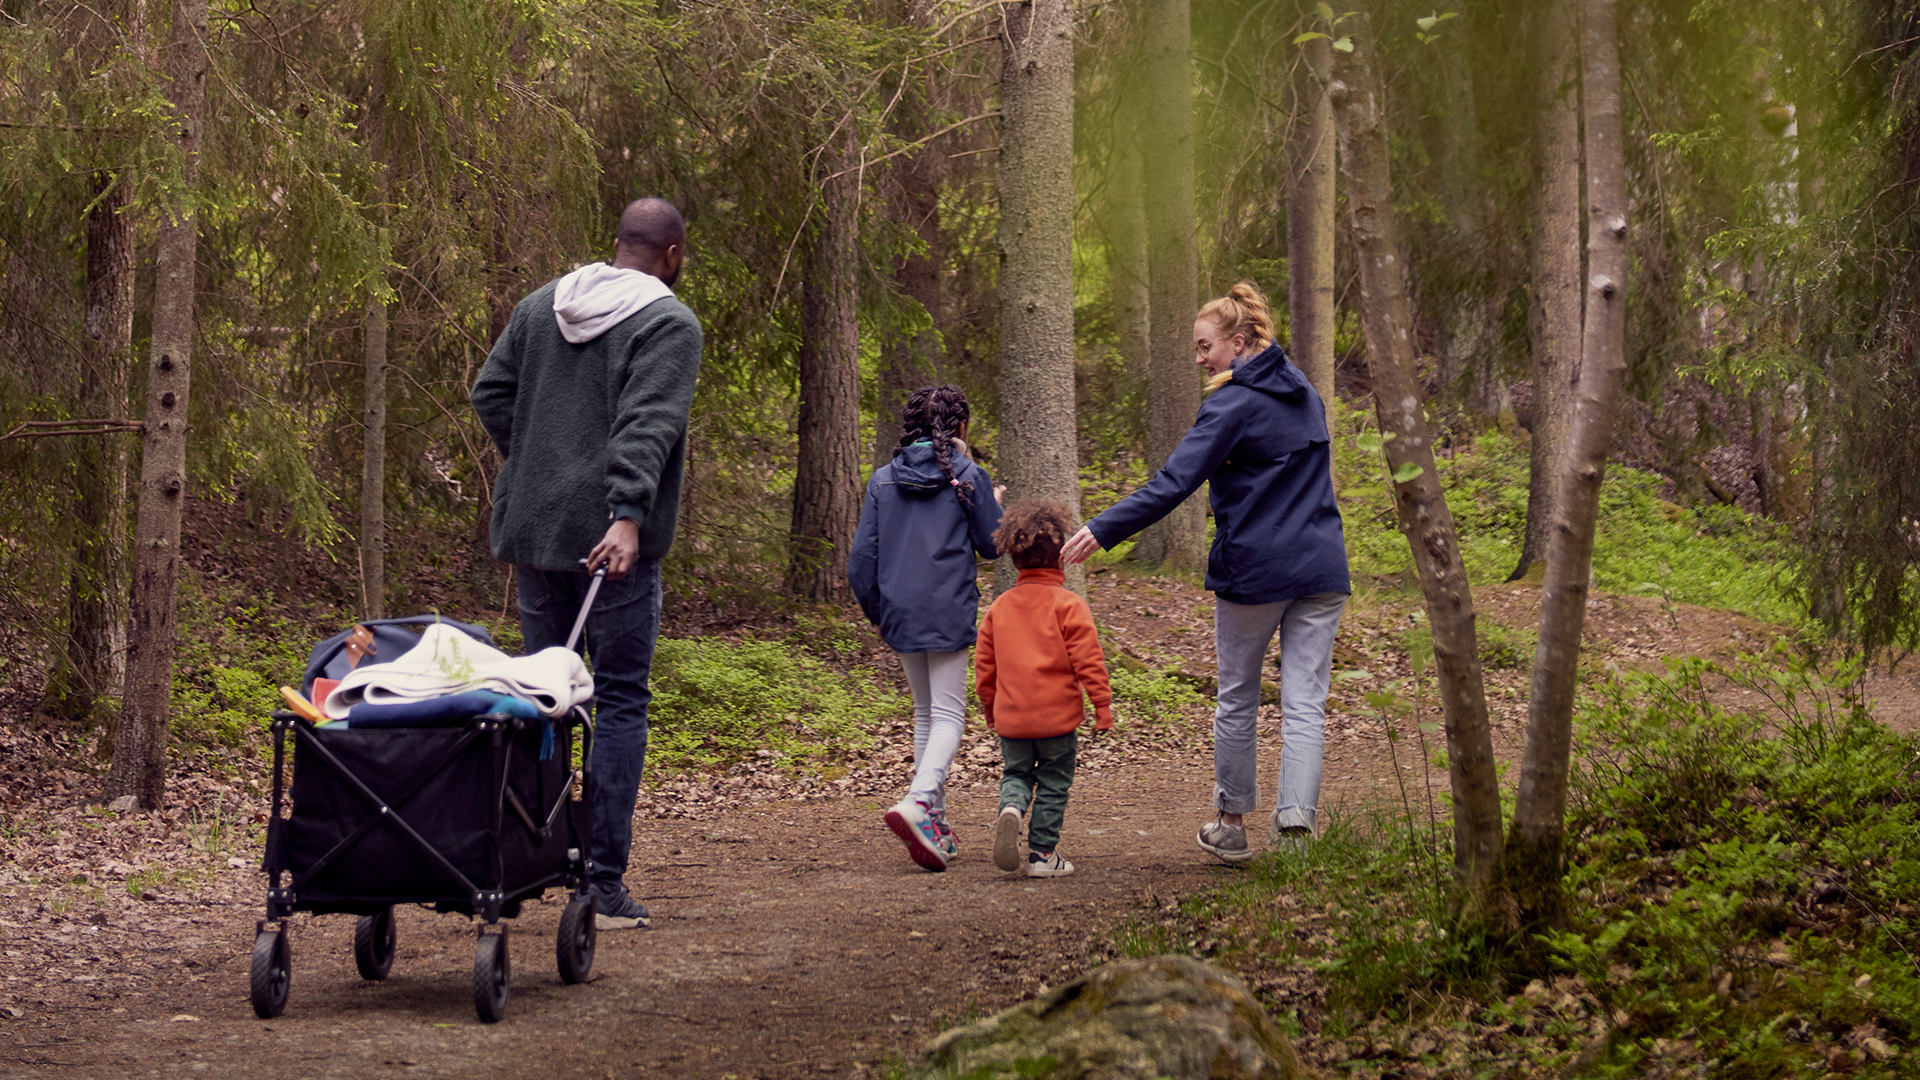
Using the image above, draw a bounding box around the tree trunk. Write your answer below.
[995,0,1081,596]
[1331,17,1504,887]
[1506,0,1630,927]
[42,0,144,728]
[360,58,391,621]
[1286,20,1336,457]
[875,44,943,467]
[1109,33,1151,396]
[109,0,207,810]
[786,133,863,600]
[1511,0,1582,582]
[1135,0,1203,572]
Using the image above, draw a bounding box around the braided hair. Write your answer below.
[895,383,976,505]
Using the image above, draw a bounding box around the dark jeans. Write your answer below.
[518,561,660,897]
[998,731,1078,854]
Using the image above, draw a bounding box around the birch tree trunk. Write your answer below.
[1286,21,1336,451]
[1331,18,1504,886]
[110,0,207,809]
[995,0,1081,595]
[1506,0,1630,924]
[787,132,863,600]
[1511,0,1583,582]
[1135,0,1204,573]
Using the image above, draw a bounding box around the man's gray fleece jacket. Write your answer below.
[472,276,704,571]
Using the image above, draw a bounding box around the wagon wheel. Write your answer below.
[555,894,596,985]
[353,905,396,981]
[249,926,291,1019]
[472,928,510,1023]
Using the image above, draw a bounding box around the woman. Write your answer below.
[1061,281,1349,862]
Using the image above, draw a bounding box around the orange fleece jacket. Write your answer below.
[975,567,1114,738]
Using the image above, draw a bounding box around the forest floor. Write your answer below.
[0,558,1906,1079]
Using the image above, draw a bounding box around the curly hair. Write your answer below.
[896,384,975,505]
[993,499,1075,570]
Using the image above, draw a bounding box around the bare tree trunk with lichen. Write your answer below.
[1331,16,1504,888]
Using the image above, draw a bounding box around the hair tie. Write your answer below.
[951,479,960,487]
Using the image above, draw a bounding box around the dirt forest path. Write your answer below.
[4,741,1289,1079]
[10,570,1906,1078]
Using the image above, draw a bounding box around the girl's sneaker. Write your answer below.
[993,805,1023,872]
[933,813,959,861]
[1026,850,1074,878]
[884,799,949,872]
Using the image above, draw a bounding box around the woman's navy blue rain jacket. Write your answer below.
[848,443,1003,653]
[1088,342,1350,605]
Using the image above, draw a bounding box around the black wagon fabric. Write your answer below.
[282,718,577,910]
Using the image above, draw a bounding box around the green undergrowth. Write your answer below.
[1101,653,1919,1078]
[1327,399,1795,624]
[645,635,898,772]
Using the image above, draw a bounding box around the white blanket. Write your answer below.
[324,623,594,719]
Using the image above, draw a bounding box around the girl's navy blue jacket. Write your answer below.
[1088,342,1350,605]
[848,443,1003,653]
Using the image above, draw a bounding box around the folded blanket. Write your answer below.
[324,623,593,720]
[342,691,543,728]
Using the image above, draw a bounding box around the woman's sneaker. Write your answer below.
[1026,851,1074,878]
[884,799,949,872]
[593,885,652,930]
[1197,817,1253,863]
[993,805,1023,872]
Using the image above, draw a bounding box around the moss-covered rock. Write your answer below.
[915,955,1319,1079]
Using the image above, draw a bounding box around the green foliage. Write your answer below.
[646,637,898,772]
[1329,397,1796,623]
[1545,654,1920,1075]
[168,573,310,750]
[1106,663,1206,731]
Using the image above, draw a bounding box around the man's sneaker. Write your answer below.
[593,886,652,930]
[993,805,1023,872]
[1026,851,1075,878]
[1197,817,1254,863]
[883,799,949,872]
[934,813,960,861]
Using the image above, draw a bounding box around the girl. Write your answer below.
[848,384,1005,871]
[1062,281,1350,862]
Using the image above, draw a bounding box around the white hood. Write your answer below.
[552,262,674,344]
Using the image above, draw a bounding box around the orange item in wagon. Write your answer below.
[278,686,330,725]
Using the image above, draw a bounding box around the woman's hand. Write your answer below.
[1061,525,1102,565]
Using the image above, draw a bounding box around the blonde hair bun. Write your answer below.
[1197,280,1275,353]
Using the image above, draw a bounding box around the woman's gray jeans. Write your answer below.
[1212,591,1348,829]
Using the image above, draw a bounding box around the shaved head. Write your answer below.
[617,198,685,255]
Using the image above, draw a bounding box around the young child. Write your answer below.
[975,500,1113,878]
[848,385,1004,871]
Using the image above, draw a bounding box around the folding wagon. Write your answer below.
[250,618,599,1023]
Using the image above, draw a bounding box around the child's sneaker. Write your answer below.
[993,805,1023,872]
[1026,851,1074,878]
[933,813,959,861]
[1197,816,1253,863]
[884,799,949,872]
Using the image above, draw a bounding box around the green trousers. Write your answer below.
[998,730,1078,854]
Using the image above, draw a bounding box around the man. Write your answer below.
[472,198,703,930]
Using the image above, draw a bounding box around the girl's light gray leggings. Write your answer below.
[899,649,969,817]
[1212,591,1348,829]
